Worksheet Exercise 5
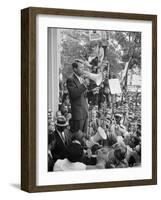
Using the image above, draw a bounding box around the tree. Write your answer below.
[60,29,141,80]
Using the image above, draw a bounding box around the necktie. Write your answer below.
[61,131,66,144]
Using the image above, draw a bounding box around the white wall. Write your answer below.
[0,0,160,199]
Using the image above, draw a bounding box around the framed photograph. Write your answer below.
[21,7,157,192]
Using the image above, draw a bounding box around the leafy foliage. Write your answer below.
[60,29,141,80]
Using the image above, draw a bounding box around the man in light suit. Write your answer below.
[67,60,89,134]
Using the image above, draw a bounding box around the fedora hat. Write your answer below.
[55,116,68,127]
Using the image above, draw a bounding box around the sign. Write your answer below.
[127,85,141,92]
[89,31,102,41]
[109,79,122,94]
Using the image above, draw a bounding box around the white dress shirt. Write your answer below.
[74,73,83,84]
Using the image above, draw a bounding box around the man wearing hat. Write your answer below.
[66,60,89,134]
[50,116,72,164]
[114,112,128,137]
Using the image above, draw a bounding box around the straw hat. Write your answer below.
[55,116,68,127]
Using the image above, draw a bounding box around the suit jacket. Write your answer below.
[66,74,88,120]
[51,129,72,162]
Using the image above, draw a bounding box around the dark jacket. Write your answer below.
[66,74,88,120]
[51,129,71,162]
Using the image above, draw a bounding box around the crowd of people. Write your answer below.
[48,106,141,171]
[48,42,141,172]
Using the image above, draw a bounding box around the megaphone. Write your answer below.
[83,71,103,86]
[86,127,107,148]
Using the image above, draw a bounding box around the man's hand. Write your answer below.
[82,78,89,87]
[92,87,99,94]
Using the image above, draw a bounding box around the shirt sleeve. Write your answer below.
[53,160,62,171]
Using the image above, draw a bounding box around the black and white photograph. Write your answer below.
[48,28,141,172]
[20,7,157,192]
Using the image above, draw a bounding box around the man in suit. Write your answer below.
[50,116,72,165]
[67,60,89,134]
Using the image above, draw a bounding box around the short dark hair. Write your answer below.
[114,144,127,161]
[67,143,83,162]
[72,62,79,69]
[130,135,141,147]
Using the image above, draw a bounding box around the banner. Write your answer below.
[89,31,102,41]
